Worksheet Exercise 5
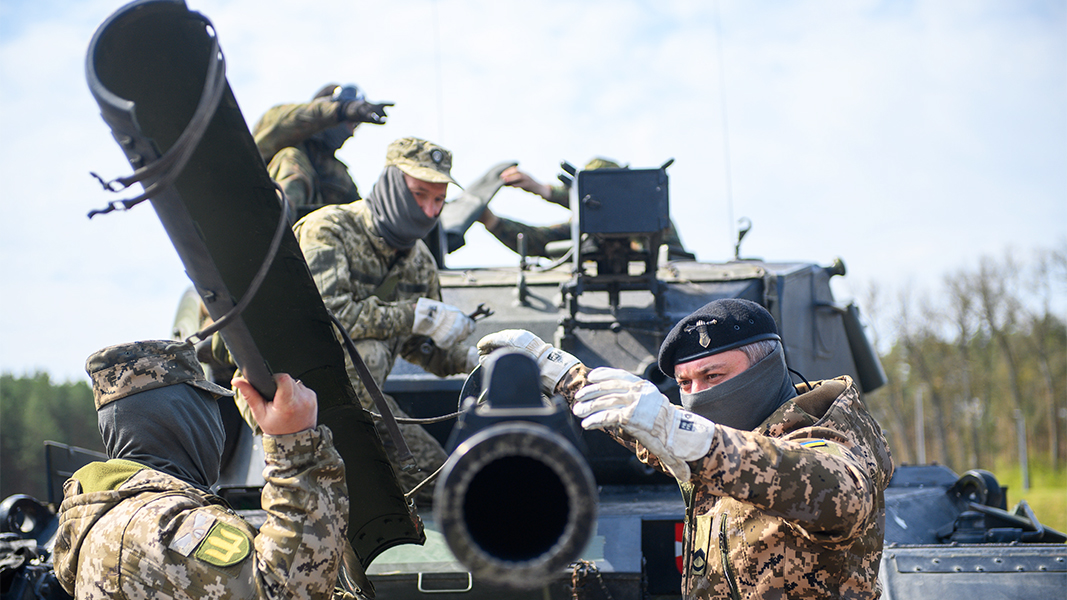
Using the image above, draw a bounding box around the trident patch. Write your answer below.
[193,521,251,567]
[684,319,716,348]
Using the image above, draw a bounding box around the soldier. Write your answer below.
[477,158,695,260]
[252,83,393,220]
[293,137,478,504]
[53,340,348,600]
[478,298,894,599]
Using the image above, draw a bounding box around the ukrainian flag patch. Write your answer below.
[799,439,829,448]
[194,521,251,567]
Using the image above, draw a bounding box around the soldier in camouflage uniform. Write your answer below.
[477,158,694,260]
[252,83,393,220]
[479,299,894,599]
[293,137,478,504]
[53,340,348,600]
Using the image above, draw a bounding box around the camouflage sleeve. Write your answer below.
[256,424,348,597]
[557,363,592,404]
[295,214,417,341]
[252,99,343,163]
[696,426,876,545]
[547,185,570,208]
[486,217,570,257]
[268,146,315,208]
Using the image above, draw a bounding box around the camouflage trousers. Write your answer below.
[364,392,448,507]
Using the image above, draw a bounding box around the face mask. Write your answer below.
[366,166,439,249]
[679,343,796,431]
[311,123,353,152]
[98,384,225,491]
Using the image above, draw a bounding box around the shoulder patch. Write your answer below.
[798,438,851,459]
[169,512,216,556]
[193,521,251,567]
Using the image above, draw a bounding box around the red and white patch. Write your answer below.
[675,521,685,573]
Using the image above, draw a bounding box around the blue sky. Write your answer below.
[1,0,1064,381]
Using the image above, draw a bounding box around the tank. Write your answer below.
[4,144,1064,600]
[355,160,1065,597]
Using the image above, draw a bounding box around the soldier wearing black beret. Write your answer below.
[478,299,894,599]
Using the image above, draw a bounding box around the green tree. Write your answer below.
[0,373,103,501]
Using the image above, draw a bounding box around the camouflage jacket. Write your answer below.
[562,372,893,599]
[252,99,360,208]
[53,426,348,600]
[293,201,473,407]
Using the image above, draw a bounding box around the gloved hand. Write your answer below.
[573,367,715,481]
[477,329,581,396]
[342,99,394,124]
[465,346,480,372]
[412,298,476,349]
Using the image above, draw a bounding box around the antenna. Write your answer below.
[431,0,445,142]
[734,217,751,260]
[714,0,735,251]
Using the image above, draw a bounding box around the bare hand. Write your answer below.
[232,373,318,435]
[501,166,552,200]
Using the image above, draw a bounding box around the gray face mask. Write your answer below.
[366,166,439,250]
[679,343,797,431]
[98,384,225,492]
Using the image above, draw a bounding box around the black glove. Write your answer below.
[342,100,394,124]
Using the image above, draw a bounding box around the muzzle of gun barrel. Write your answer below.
[433,349,597,588]
[434,421,597,588]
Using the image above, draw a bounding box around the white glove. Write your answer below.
[412,298,476,349]
[573,367,715,481]
[465,346,480,371]
[476,329,581,396]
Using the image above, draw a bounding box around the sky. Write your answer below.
[1,0,1064,382]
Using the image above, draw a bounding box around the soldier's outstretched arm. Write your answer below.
[252,99,345,163]
[501,166,553,200]
[234,373,316,435]
[232,374,350,598]
[481,215,569,258]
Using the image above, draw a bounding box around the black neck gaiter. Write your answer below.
[309,124,351,153]
[97,384,225,492]
[679,343,797,431]
[366,166,439,250]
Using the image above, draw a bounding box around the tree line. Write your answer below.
[1,373,104,501]
[2,244,1063,501]
[861,245,1066,482]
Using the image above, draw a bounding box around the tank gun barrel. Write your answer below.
[434,350,597,589]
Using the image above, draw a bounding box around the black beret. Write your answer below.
[658,299,781,378]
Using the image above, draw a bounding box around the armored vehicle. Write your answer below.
[1,1,1063,598]
[359,163,1064,598]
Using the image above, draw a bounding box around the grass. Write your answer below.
[991,461,1067,537]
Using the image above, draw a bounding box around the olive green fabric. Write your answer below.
[71,459,144,494]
